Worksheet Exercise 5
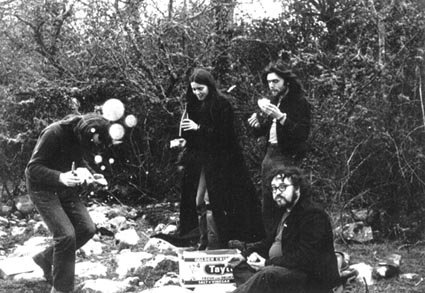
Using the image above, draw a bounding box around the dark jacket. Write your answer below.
[26,114,109,192]
[26,122,86,192]
[255,91,311,157]
[179,93,264,245]
[244,197,339,292]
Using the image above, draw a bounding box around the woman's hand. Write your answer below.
[181,118,200,131]
[248,113,260,128]
[170,138,187,149]
[247,252,266,271]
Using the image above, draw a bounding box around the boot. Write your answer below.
[32,253,53,284]
[196,203,208,250]
[206,209,221,250]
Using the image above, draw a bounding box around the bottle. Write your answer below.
[179,104,188,137]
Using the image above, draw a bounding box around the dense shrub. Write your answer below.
[0,0,424,240]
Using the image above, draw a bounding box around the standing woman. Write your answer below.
[179,68,264,249]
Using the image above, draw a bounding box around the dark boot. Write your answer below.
[32,253,53,284]
[196,203,208,250]
[206,209,221,250]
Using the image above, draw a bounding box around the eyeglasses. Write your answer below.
[271,183,293,193]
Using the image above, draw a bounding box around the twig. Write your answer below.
[417,65,425,129]
[363,277,369,293]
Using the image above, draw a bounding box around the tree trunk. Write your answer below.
[211,0,235,82]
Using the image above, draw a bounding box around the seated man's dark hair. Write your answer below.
[268,166,309,196]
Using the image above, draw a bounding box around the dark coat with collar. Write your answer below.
[25,114,110,192]
[243,195,340,292]
[178,86,264,246]
[255,90,311,157]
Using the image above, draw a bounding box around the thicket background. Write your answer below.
[0,0,424,241]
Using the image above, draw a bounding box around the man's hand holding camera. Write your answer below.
[258,98,287,124]
[59,167,108,187]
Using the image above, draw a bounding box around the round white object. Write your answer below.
[94,155,103,164]
[109,123,125,140]
[102,98,125,121]
[124,114,138,127]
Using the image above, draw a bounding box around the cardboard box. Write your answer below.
[179,249,240,288]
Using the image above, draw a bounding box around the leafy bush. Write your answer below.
[1,0,424,240]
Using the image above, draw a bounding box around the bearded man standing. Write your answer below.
[248,59,311,238]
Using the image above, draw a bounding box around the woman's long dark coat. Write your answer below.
[179,92,264,245]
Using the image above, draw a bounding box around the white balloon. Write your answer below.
[102,99,125,121]
[124,114,138,127]
[94,155,103,164]
[109,123,125,140]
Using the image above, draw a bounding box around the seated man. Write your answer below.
[231,166,340,293]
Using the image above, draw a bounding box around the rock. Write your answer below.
[143,238,179,255]
[145,255,179,269]
[10,226,26,237]
[33,221,49,234]
[338,222,373,243]
[154,272,180,287]
[124,276,140,286]
[399,273,423,283]
[12,269,44,281]
[154,223,166,234]
[0,256,39,278]
[77,278,133,293]
[78,239,105,257]
[136,255,179,287]
[162,225,177,235]
[0,216,9,225]
[115,249,153,278]
[76,261,108,278]
[0,204,12,216]
[115,228,140,247]
[89,210,109,227]
[11,236,50,257]
[108,216,129,232]
[350,262,374,285]
[14,195,34,214]
[105,204,130,218]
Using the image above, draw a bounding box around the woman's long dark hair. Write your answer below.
[186,68,221,116]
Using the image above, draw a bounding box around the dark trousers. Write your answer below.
[261,145,300,238]
[29,188,96,292]
[232,265,307,293]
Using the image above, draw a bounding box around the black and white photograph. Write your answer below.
[0,0,424,292]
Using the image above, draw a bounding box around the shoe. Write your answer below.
[32,254,53,284]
